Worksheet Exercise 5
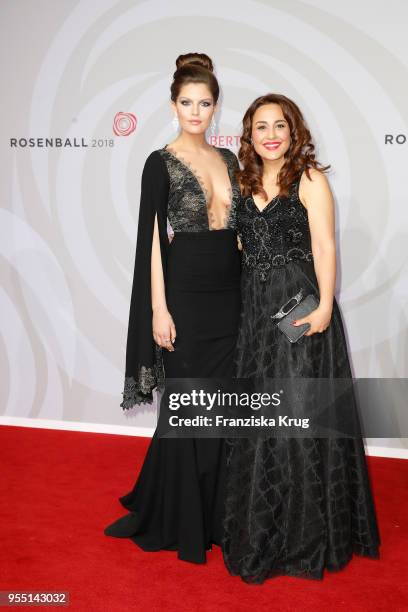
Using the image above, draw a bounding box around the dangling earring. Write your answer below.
[172,115,179,132]
[210,115,217,137]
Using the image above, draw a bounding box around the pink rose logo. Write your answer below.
[113,112,137,136]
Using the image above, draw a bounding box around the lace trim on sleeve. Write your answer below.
[120,345,165,410]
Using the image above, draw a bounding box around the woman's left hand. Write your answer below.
[291,305,332,336]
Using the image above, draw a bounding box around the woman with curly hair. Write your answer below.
[222,94,381,584]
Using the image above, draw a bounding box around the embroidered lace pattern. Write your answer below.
[120,345,164,409]
[238,178,313,281]
[158,145,240,232]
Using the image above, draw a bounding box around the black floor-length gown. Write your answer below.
[104,144,241,563]
[222,172,381,583]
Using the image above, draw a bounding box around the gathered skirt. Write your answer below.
[222,261,381,583]
[105,229,241,563]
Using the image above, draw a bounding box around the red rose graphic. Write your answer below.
[113,112,137,136]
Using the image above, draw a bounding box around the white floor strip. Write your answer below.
[364,445,408,459]
[0,416,155,438]
[0,416,407,459]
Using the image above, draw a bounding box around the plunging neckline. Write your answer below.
[163,143,233,209]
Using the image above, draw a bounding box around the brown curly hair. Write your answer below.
[170,53,219,103]
[237,93,330,199]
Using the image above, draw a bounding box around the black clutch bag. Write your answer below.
[270,290,319,343]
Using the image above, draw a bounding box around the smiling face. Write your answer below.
[171,82,216,135]
[251,103,291,162]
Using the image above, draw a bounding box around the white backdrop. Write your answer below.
[1,0,407,456]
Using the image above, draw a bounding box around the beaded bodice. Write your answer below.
[158,145,240,232]
[238,175,313,281]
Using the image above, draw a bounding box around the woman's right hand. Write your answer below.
[152,306,176,351]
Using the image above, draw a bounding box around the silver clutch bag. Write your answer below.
[270,290,319,343]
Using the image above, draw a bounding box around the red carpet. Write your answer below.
[0,425,407,611]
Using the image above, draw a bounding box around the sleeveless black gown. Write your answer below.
[104,145,241,564]
[222,173,381,583]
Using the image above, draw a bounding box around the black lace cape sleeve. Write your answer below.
[120,150,170,410]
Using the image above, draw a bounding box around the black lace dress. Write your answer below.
[105,145,242,563]
[222,173,381,583]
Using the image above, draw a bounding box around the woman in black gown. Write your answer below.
[222,94,381,583]
[105,53,241,564]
